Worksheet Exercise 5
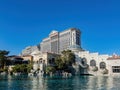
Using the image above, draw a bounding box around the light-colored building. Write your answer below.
[21,55,33,62]
[40,28,82,54]
[74,50,120,76]
[20,27,120,76]
[31,51,59,71]
[31,51,59,65]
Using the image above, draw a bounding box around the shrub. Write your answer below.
[45,66,56,74]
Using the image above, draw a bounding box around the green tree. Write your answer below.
[27,64,33,73]
[12,64,32,73]
[55,50,75,70]
[45,66,56,74]
[61,50,75,66]
[0,50,9,68]
[55,56,64,69]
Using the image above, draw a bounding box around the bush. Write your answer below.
[3,67,8,72]
[45,66,56,74]
[0,67,8,72]
[12,64,33,73]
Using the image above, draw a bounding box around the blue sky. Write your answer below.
[0,0,120,55]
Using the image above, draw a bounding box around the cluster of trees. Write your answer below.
[46,50,75,74]
[46,66,56,74]
[12,64,33,73]
[55,50,75,69]
[0,50,9,69]
[0,50,33,73]
[0,50,75,74]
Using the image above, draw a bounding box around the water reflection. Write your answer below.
[31,77,47,90]
[0,75,120,90]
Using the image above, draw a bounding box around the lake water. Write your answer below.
[0,75,120,90]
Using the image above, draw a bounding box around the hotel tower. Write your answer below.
[40,28,82,54]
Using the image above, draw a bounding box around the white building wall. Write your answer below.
[106,60,120,76]
[75,50,120,76]
[75,51,110,76]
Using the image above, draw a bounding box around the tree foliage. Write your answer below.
[12,64,32,73]
[55,50,75,70]
[55,56,64,69]
[61,50,75,65]
[45,66,56,74]
[0,50,9,68]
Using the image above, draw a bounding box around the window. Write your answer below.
[81,58,87,65]
[39,58,43,63]
[100,62,106,69]
[49,59,52,64]
[52,58,55,64]
[112,66,120,73]
[90,60,96,66]
[49,58,55,65]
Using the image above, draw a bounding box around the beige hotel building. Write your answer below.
[40,28,82,54]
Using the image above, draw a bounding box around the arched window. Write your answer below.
[90,60,96,66]
[81,58,87,65]
[39,58,43,63]
[100,62,106,69]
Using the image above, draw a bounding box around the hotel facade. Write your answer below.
[40,28,82,54]
[21,28,120,76]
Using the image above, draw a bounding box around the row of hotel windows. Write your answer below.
[113,69,120,73]
[51,35,58,40]
[59,32,70,37]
